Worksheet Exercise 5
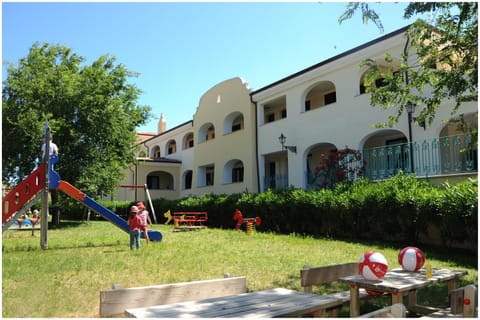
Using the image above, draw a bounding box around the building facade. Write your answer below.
[115,26,477,202]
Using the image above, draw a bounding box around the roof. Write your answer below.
[138,120,193,145]
[136,157,182,164]
[250,24,411,96]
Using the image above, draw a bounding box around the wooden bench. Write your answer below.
[99,275,246,316]
[300,262,373,316]
[421,284,477,318]
[173,211,208,229]
[360,303,406,318]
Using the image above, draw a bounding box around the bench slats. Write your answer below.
[99,276,246,316]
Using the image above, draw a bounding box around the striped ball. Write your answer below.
[398,246,425,272]
[359,251,388,281]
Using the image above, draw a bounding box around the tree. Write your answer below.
[339,2,478,129]
[2,43,152,225]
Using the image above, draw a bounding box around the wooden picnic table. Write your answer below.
[125,288,342,318]
[338,268,468,317]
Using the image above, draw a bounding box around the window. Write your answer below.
[184,133,194,149]
[232,162,244,183]
[305,100,311,111]
[147,176,160,189]
[281,109,287,118]
[324,92,337,105]
[152,146,161,158]
[184,171,192,189]
[232,167,243,183]
[206,166,214,186]
[167,140,176,154]
[266,113,275,123]
[206,125,215,141]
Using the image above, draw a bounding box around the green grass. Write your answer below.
[2,221,477,317]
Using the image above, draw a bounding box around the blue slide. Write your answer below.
[49,154,162,242]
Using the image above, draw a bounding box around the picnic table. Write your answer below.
[125,288,343,318]
[338,268,468,317]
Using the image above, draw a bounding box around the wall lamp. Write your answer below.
[278,133,297,153]
[406,102,426,130]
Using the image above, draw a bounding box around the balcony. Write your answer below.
[363,133,477,180]
[264,175,289,191]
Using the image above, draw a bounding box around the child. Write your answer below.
[136,202,153,244]
[128,206,142,250]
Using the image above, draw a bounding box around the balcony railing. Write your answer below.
[264,175,289,191]
[363,133,477,180]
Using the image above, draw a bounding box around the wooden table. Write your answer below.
[125,288,342,318]
[338,268,468,317]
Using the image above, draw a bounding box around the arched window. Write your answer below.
[224,112,244,134]
[223,159,244,184]
[198,123,215,143]
[152,146,161,158]
[166,140,177,155]
[183,133,194,150]
[303,81,336,112]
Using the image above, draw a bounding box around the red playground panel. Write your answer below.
[173,212,208,229]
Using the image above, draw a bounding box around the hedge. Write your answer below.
[59,172,477,252]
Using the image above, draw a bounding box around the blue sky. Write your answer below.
[3,2,421,133]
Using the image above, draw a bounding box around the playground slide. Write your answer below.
[57,180,162,242]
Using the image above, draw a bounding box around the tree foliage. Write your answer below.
[2,43,152,197]
[339,2,478,129]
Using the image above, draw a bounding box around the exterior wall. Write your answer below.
[115,26,477,201]
[252,28,477,191]
[191,77,258,196]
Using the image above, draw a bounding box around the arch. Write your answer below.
[146,171,174,190]
[361,129,409,179]
[166,139,177,155]
[262,95,286,124]
[224,112,244,134]
[151,145,161,158]
[438,112,478,173]
[304,142,338,189]
[302,81,336,112]
[358,57,402,95]
[197,164,215,187]
[183,132,194,150]
[198,123,215,143]
[223,159,244,184]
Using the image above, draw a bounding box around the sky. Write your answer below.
[2,1,423,133]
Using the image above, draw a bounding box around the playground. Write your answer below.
[2,125,477,318]
[2,220,477,318]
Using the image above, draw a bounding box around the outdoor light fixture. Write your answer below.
[278,133,297,153]
[406,102,415,173]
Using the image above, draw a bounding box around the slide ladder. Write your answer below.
[2,164,46,231]
[3,155,162,241]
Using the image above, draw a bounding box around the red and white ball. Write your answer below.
[398,246,425,272]
[359,251,388,281]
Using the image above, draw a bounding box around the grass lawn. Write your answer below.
[2,221,477,317]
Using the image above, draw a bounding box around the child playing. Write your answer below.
[128,206,142,250]
[136,202,153,244]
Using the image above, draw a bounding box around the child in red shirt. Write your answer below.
[128,206,142,250]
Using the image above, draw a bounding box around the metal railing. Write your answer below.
[363,133,477,180]
[267,134,477,191]
[264,175,289,191]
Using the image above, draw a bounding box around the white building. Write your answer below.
[115,25,477,202]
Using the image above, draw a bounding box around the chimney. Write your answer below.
[158,113,167,133]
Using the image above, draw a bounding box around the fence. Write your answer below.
[363,133,477,180]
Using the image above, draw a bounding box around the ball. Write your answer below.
[398,246,425,271]
[359,251,388,280]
